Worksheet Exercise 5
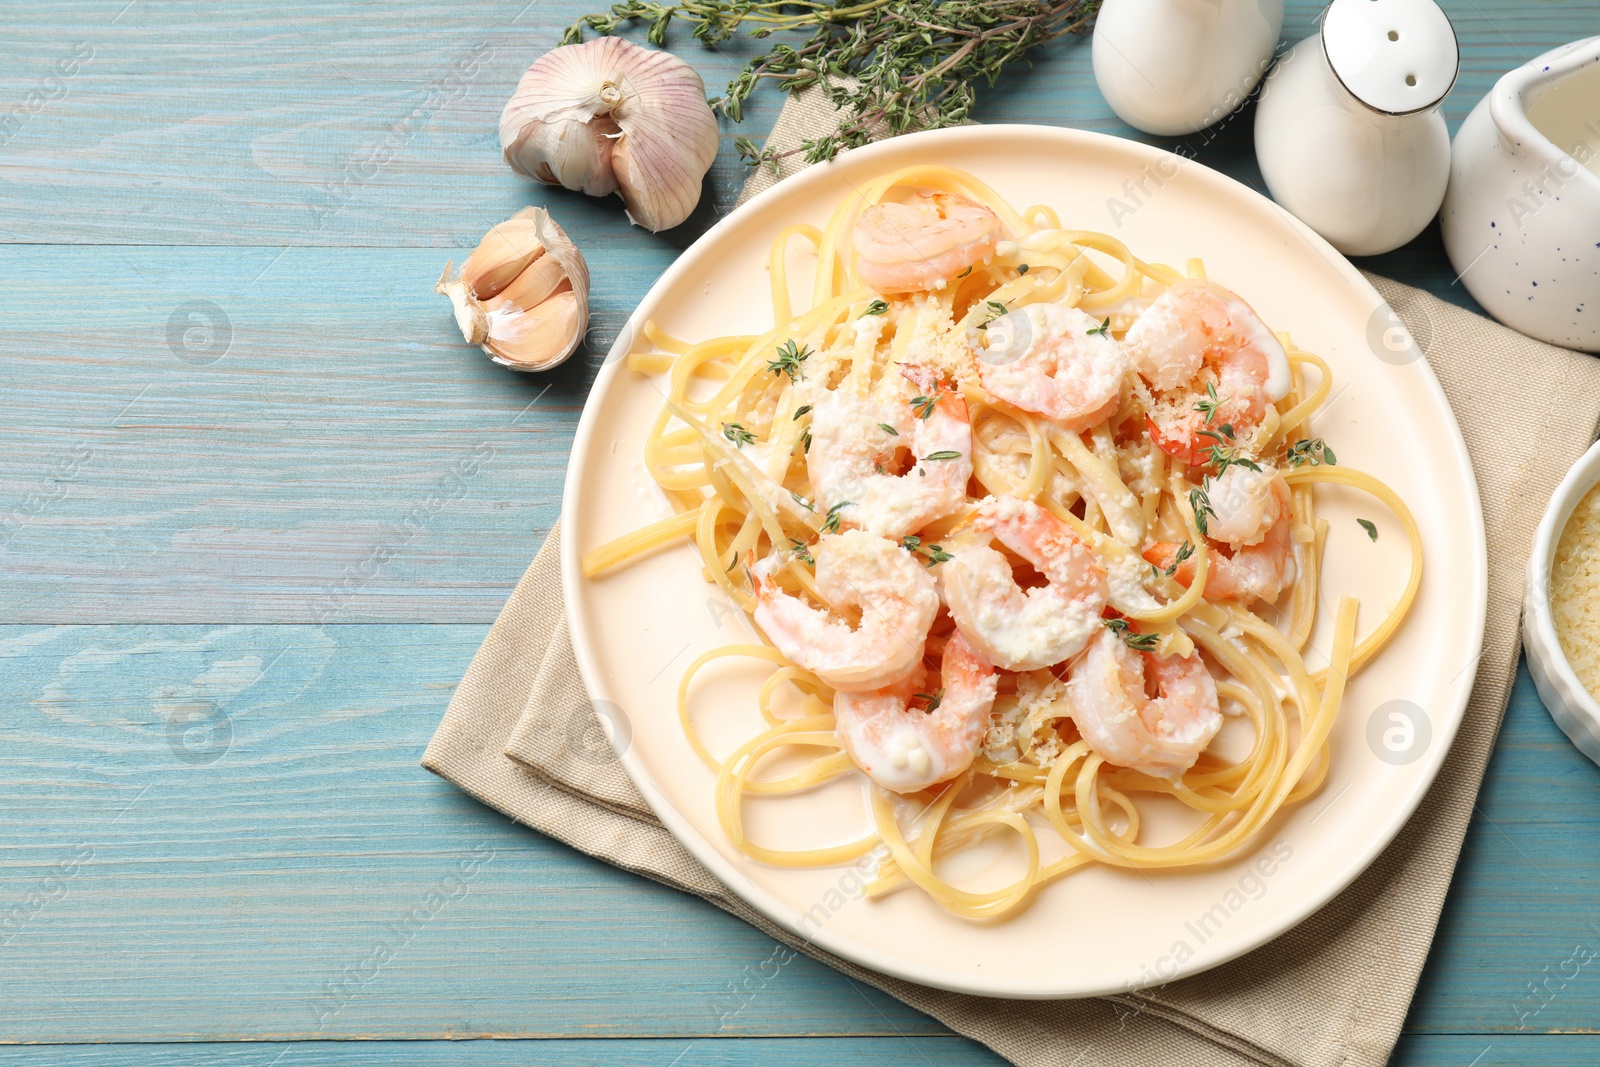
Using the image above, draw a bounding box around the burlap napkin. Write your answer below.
[424,89,1600,1066]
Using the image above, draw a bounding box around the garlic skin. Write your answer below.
[499,38,720,232]
[436,207,590,372]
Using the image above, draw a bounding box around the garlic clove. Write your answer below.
[436,207,590,373]
[526,204,590,326]
[482,289,585,371]
[498,37,720,232]
[507,113,620,198]
[485,250,569,312]
[460,211,546,300]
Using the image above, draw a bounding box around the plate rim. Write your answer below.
[559,123,1489,999]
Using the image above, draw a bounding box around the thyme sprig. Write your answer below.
[1285,437,1337,467]
[1189,484,1215,537]
[1154,539,1194,578]
[564,0,1100,169]
[766,338,811,381]
[1104,617,1160,653]
[1194,381,1224,425]
[899,534,953,566]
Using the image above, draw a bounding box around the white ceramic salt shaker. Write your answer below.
[1440,37,1600,353]
[1254,0,1459,256]
[1092,0,1284,136]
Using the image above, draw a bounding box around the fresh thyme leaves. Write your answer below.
[789,537,814,563]
[899,534,952,566]
[822,500,852,534]
[913,688,944,711]
[792,404,811,420]
[725,554,741,572]
[1085,316,1111,336]
[1202,442,1262,475]
[957,266,973,279]
[865,299,889,316]
[878,423,899,436]
[1189,484,1214,537]
[1104,617,1160,652]
[1161,540,1194,577]
[802,430,812,453]
[1358,518,1378,541]
[1286,437,1337,467]
[1017,263,1029,275]
[766,338,811,381]
[911,394,938,420]
[566,0,1099,169]
[974,299,1009,330]
[1194,381,1223,424]
[790,491,814,511]
[722,422,755,447]
[923,450,962,461]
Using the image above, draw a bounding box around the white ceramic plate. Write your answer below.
[561,125,1487,999]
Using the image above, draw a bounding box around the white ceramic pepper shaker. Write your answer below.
[1254,0,1459,256]
[1092,0,1284,136]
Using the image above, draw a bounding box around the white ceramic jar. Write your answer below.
[1254,0,1458,257]
[1092,0,1283,136]
[1441,37,1600,353]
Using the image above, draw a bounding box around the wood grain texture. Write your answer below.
[0,1040,1007,1065]
[4,619,1600,1053]
[0,623,949,1041]
[2,0,1597,1063]
[2,1035,1599,1066]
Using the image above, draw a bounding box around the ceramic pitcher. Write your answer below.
[1254,0,1458,257]
[1441,36,1600,353]
[1092,0,1283,136]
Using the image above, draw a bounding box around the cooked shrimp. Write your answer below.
[752,530,939,692]
[1126,281,1292,466]
[834,632,999,793]
[1066,627,1222,780]
[1144,466,1297,604]
[944,495,1108,671]
[807,366,973,540]
[976,304,1128,432]
[852,192,1002,294]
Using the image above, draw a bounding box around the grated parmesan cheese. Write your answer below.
[1552,481,1600,699]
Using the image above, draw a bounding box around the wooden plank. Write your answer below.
[0,1038,1007,1065]
[0,623,948,1041]
[0,1033,1595,1065]
[0,0,1587,302]
[0,246,593,624]
[1394,1034,1600,1067]
[1,1033,1598,1066]
[1405,663,1600,1036]
[5,620,1600,1045]
[8,2,1592,623]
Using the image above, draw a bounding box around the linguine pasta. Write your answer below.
[581,164,1422,920]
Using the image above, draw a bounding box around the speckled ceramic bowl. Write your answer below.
[1524,438,1600,766]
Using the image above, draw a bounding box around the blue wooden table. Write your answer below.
[2,2,1597,1063]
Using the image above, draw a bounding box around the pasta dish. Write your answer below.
[581,164,1421,919]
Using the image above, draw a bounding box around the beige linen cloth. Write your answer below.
[425,89,1600,1066]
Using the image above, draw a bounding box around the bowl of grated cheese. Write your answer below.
[1526,438,1600,767]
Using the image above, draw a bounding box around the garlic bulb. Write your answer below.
[499,38,720,232]
[435,207,590,372]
